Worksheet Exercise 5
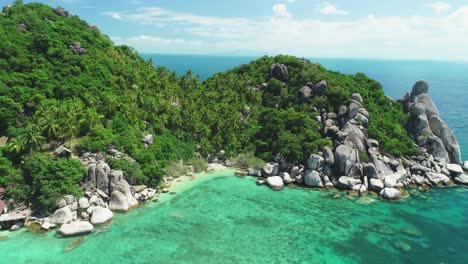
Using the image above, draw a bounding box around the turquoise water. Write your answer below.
[1,171,468,263]
[142,54,468,161]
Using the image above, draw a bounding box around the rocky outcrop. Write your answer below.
[269,64,289,82]
[54,7,72,17]
[90,207,113,225]
[304,170,323,187]
[250,83,463,202]
[109,180,138,212]
[50,206,73,225]
[403,81,461,164]
[69,42,87,55]
[311,81,327,96]
[266,176,284,191]
[335,145,358,176]
[57,221,93,237]
[380,188,402,200]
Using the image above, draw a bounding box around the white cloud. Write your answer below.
[105,6,468,60]
[272,3,291,18]
[318,2,348,15]
[107,12,122,20]
[429,2,451,14]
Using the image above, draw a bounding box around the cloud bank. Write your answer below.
[107,3,468,60]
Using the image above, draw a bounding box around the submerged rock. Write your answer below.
[394,240,412,253]
[380,188,402,200]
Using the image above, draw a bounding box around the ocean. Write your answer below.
[1,55,467,263]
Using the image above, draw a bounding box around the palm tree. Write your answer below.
[5,135,27,155]
[23,123,45,153]
[62,121,79,148]
[39,113,60,140]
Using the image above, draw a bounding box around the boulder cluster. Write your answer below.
[401,80,461,164]
[238,75,466,200]
[27,152,157,237]
[69,42,87,55]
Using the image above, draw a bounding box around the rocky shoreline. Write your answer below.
[1,75,467,238]
[0,160,227,237]
[230,79,468,199]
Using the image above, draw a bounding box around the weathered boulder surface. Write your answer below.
[57,221,93,237]
[90,207,113,225]
[262,162,279,177]
[50,206,73,225]
[380,188,402,200]
[369,178,384,192]
[108,191,129,211]
[343,123,367,152]
[447,164,463,175]
[311,81,327,96]
[403,81,461,164]
[335,145,358,176]
[269,64,289,81]
[266,176,284,191]
[304,170,323,187]
[108,180,138,212]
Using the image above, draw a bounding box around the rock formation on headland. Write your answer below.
[230,63,465,199]
[401,80,461,164]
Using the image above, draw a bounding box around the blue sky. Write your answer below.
[6,0,468,60]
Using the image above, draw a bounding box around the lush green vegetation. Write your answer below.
[0,2,417,213]
[22,153,85,214]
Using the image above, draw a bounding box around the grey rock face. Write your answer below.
[108,191,129,211]
[57,221,93,237]
[50,206,73,225]
[78,197,90,209]
[298,86,312,103]
[304,170,323,187]
[369,178,384,192]
[411,80,429,96]
[338,176,360,189]
[348,102,360,119]
[428,116,461,164]
[307,154,324,170]
[322,147,335,166]
[262,162,279,177]
[90,207,113,225]
[413,94,439,118]
[380,188,402,200]
[351,93,363,104]
[370,155,393,179]
[417,136,450,163]
[266,176,284,190]
[311,81,327,96]
[269,64,289,81]
[363,163,380,179]
[426,172,451,185]
[454,174,468,185]
[343,123,367,152]
[335,145,358,176]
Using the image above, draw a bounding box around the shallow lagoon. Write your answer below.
[1,170,467,264]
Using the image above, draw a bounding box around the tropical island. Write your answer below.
[0,1,467,243]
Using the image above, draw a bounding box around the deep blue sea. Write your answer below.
[142,54,467,161]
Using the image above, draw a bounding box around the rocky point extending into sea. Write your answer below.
[226,65,467,198]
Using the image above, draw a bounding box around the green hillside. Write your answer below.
[0,2,417,213]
